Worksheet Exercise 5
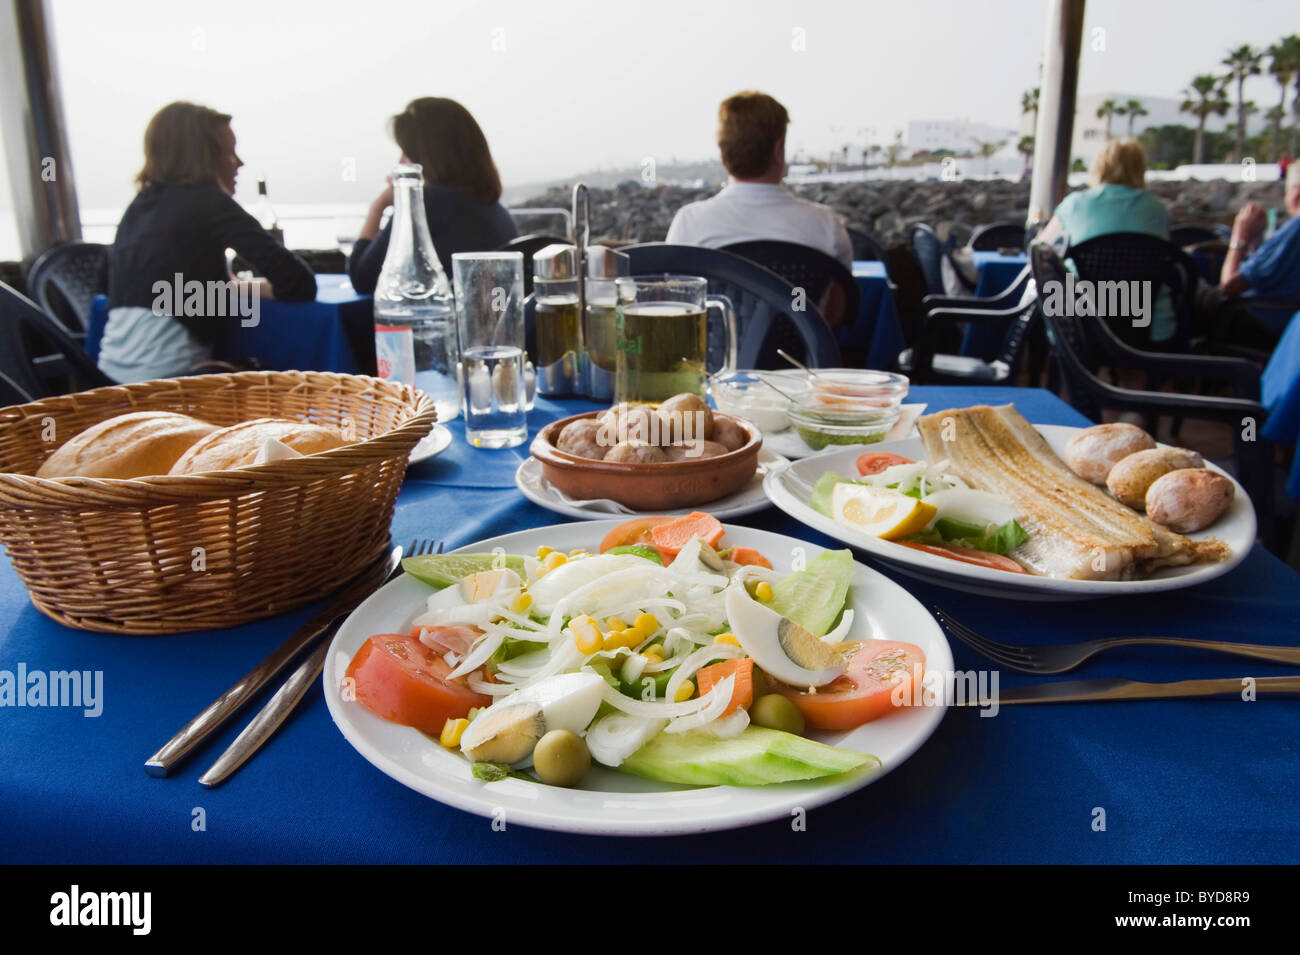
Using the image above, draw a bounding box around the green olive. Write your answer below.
[532,730,591,787]
[750,694,806,735]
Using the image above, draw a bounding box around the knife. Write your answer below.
[954,675,1300,705]
[144,544,402,777]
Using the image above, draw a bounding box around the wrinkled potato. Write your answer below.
[1145,468,1233,533]
[599,403,659,446]
[555,418,608,460]
[709,415,750,452]
[1064,422,1156,484]
[603,441,669,464]
[1106,447,1205,509]
[664,439,731,461]
[657,393,713,444]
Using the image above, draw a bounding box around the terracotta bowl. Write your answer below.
[531,410,763,510]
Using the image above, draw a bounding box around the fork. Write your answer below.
[934,608,1300,675]
[197,538,443,787]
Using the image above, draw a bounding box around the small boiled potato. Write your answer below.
[1106,447,1205,509]
[603,441,669,464]
[710,415,750,452]
[664,439,731,460]
[1145,468,1233,533]
[656,393,713,443]
[1064,422,1156,484]
[555,418,608,460]
[599,403,659,445]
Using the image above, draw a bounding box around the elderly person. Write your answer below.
[1221,161,1300,301]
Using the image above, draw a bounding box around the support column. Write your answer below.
[1027,0,1086,235]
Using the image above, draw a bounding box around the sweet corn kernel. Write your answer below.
[642,646,664,664]
[605,616,629,632]
[633,613,658,635]
[754,581,774,602]
[571,615,603,655]
[602,628,642,652]
[536,545,554,559]
[568,549,588,558]
[713,632,740,647]
[537,551,568,576]
[440,718,470,748]
[511,592,533,614]
[674,680,696,703]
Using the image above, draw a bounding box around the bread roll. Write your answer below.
[1145,469,1234,533]
[169,418,348,474]
[1106,447,1205,508]
[36,411,218,479]
[1064,423,1156,484]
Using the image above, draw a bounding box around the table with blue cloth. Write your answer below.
[3,385,1298,864]
[1262,309,1300,500]
[846,261,905,369]
[86,274,375,375]
[960,251,1031,360]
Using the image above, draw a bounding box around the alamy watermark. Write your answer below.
[152,273,260,328]
[0,663,102,717]
[1040,272,1153,329]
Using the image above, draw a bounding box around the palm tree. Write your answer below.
[1265,35,1300,160]
[1222,44,1263,159]
[885,131,904,179]
[1265,104,1287,159]
[1021,87,1040,132]
[1017,135,1034,173]
[1096,99,1119,139]
[1123,98,1148,137]
[971,138,1003,176]
[1180,74,1229,164]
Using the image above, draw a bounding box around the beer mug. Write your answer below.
[614,275,737,403]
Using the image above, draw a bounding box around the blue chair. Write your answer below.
[620,243,841,369]
[25,241,109,338]
[909,223,976,297]
[0,282,115,402]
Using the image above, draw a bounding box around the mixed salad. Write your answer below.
[811,451,1030,574]
[343,511,926,788]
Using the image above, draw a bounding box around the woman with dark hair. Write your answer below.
[102,101,316,382]
[348,97,518,290]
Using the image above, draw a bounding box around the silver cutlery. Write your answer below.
[953,675,1300,705]
[935,608,1300,675]
[197,540,442,787]
[144,540,426,777]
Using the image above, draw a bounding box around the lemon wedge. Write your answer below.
[830,484,937,540]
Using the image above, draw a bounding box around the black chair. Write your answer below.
[1030,244,1273,534]
[968,221,1027,252]
[1,282,115,401]
[25,241,109,338]
[846,227,888,263]
[909,223,976,296]
[619,243,840,369]
[719,240,861,333]
[1065,232,1201,353]
[1169,224,1222,247]
[882,244,930,349]
[497,233,568,295]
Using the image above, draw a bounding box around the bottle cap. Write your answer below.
[533,244,577,279]
[257,179,268,195]
[586,245,630,278]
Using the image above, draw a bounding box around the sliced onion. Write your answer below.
[665,644,745,705]
[585,713,668,767]
[592,673,726,718]
[664,674,734,733]
[821,609,855,644]
[467,676,517,696]
[446,625,507,679]
[699,707,750,739]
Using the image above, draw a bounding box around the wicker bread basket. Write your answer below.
[0,371,435,633]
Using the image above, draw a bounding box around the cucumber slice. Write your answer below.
[605,544,664,565]
[402,553,526,589]
[767,549,855,637]
[621,726,877,786]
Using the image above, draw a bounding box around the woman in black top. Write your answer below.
[349,97,518,289]
[102,102,316,382]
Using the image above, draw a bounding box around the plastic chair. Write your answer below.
[25,241,109,338]
[620,243,840,369]
[719,240,862,331]
[967,221,1027,252]
[1169,224,1222,247]
[909,223,976,296]
[0,282,116,401]
[497,233,569,295]
[846,227,888,263]
[1029,244,1273,535]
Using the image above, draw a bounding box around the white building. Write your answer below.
[907,119,1017,157]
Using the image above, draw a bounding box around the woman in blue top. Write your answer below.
[349,98,518,290]
[1036,138,1175,344]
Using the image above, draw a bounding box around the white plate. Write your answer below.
[408,425,452,465]
[514,448,789,520]
[763,424,1255,600]
[323,520,951,836]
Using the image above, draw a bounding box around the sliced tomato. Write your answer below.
[599,516,676,554]
[345,633,491,735]
[896,541,1027,574]
[696,658,754,715]
[856,452,914,476]
[775,640,926,730]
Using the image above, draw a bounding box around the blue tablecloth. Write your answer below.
[3,385,1299,864]
[85,275,374,375]
[1262,309,1300,499]
[960,251,1031,360]
[846,261,905,369]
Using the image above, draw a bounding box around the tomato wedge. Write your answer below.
[345,633,491,735]
[775,640,926,730]
[599,516,676,554]
[896,541,1027,574]
[856,452,914,476]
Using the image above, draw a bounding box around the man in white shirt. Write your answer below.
[666,91,853,269]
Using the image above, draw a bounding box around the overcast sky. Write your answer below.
[3,0,1297,216]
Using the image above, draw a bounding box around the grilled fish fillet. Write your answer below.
[916,405,1228,580]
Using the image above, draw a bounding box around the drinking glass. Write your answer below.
[453,252,528,448]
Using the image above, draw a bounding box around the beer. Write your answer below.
[615,301,708,402]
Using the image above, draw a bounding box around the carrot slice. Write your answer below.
[649,511,725,558]
[599,516,676,553]
[695,658,754,715]
[726,546,772,569]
